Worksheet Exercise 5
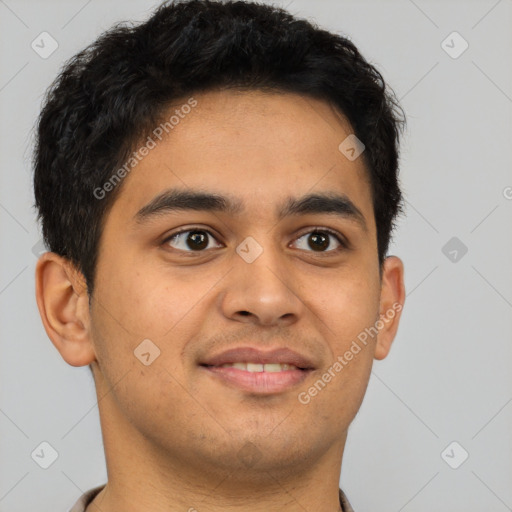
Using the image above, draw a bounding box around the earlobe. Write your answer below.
[374,255,405,360]
[35,252,96,367]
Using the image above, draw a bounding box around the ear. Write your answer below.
[374,255,405,360]
[35,252,96,367]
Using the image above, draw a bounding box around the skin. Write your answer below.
[35,89,405,512]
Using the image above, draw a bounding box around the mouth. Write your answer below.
[198,347,316,394]
[199,364,313,394]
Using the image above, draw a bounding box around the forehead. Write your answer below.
[108,89,374,228]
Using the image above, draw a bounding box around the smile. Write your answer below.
[200,364,313,394]
[216,362,300,372]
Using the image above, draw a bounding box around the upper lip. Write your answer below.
[199,347,316,370]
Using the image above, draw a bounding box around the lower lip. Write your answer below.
[200,365,312,394]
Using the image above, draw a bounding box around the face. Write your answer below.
[80,90,402,479]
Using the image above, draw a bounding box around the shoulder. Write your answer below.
[69,484,106,512]
[339,487,355,512]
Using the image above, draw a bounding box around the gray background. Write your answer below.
[1,0,511,510]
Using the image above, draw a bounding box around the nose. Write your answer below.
[218,239,305,327]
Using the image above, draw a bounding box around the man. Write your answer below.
[33,1,406,510]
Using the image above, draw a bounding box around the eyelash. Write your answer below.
[162,226,348,255]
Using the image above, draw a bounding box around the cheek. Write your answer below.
[297,284,378,428]
[95,258,209,340]
[313,268,380,347]
[89,285,194,433]
[90,260,225,401]
[307,268,380,414]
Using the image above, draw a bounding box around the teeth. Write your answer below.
[219,362,299,372]
[264,363,285,373]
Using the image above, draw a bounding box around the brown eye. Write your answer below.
[292,228,346,253]
[164,229,221,252]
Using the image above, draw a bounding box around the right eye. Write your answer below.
[162,228,224,252]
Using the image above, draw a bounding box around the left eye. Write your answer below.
[163,228,346,253]
[292,229,345,253]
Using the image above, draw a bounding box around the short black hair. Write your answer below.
[33,0,405,298]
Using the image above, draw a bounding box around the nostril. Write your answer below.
[238,311,251,316]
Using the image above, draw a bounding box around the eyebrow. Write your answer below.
[134,188,367,231]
